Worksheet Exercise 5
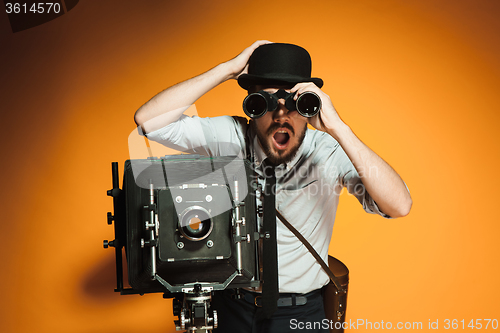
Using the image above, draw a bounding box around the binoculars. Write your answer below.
[242,89,322,119]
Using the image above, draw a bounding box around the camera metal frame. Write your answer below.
[104,155,262,332]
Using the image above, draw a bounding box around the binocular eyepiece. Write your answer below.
[243,89,322,119]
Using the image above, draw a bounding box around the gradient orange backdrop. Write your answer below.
[1,1,499,332]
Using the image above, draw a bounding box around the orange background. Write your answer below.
[1,1,499,332]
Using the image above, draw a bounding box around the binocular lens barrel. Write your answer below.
[243,90,321,119]
[242,93,268,118]
[296,92,321,117]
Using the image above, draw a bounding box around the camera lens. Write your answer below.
[296,92,321,117]
[243,93,268,118]
[179,206,213,241]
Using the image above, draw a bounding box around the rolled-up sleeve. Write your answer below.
[344,173,392,219]
[322,137,392,219]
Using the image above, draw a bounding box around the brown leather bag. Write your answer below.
[323,256,349,332]
[276,210,349,333]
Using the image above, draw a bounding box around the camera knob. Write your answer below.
[180,311,186,330]
[172,298,182,316]
[107,188,121,197]
[213,310,218,329]
[103,240,115,248]
[107,212,114,225]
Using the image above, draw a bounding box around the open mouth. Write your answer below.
[272,129,291,150]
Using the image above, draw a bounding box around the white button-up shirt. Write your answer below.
[146,115,390,293]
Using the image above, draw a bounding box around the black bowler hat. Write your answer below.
[237,43,323,90]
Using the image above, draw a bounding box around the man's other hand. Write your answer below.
[225,40,273,80]
[290,82,345,139]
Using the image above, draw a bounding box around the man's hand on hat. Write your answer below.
[290,82,345,138]
[224,40,273,80]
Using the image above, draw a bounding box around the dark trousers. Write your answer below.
[212,288,329,333]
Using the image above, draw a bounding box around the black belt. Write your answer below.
[242,289,321,307]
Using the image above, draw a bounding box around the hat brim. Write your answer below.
[238,74,323,90]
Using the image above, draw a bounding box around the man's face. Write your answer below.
[251,85,308,165]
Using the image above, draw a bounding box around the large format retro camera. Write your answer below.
[104,155,261,332]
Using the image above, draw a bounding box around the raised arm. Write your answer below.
[292,82,413,218]
[134,40,272,134]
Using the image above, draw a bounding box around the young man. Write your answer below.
[135,41,412,332]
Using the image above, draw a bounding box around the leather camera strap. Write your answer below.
[261,161,279,318]
[276,210,346,293]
